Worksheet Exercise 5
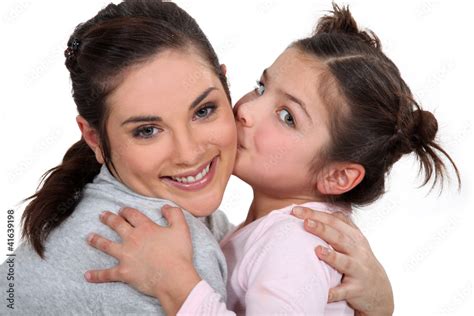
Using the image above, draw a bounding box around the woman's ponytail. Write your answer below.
[21,139,101,258]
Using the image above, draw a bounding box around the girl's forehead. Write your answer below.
[268,48,332,128]
[267,49,326,91]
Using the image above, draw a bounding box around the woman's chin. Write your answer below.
[177,197,221,217]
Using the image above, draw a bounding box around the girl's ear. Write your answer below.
[76,115,105,164]
[316,162,365,195]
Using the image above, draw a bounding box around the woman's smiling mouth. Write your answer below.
[161,156,218,191]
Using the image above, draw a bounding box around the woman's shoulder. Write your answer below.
[202,209,235,242]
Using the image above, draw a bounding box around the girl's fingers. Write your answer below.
[292,207,359,237]
[100,211,133,238]
[292,207,367,246]
[315,245,360,276]
[304,218,356,255]
[161,205,188,231]
[84,267,120,283]
[87,233,121,259]
[118,207,155,227]
[327,283,355,303]
[331,211,360,230]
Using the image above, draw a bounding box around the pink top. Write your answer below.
[178,202,354,315]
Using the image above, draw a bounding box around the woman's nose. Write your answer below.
[173,130,205,166]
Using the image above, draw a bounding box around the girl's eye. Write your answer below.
[277,109,295,127]
[133,126,160,139]
[193,103,217,120]
[255,80,265,96]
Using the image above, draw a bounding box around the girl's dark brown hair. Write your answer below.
[21,0,230,258]
[293,3,460,206]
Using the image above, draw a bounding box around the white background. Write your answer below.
[0,0,473,315]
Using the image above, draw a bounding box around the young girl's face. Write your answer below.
[104,49,237,216]
[233,48,331,200]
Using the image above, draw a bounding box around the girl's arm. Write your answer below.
[292,206,394,316]
[85,205,392,315]
[85,205,236,315]
[84,205,202,315]
[85,206,338,315]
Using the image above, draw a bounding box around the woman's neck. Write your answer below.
[243,189,323,227]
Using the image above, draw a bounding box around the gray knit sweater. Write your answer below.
[0,164,233,315]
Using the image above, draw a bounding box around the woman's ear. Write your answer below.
[316,162,365,195]
[76,115,105,164]
[220,64,227,76]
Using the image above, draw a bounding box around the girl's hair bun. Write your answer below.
[410,109,438,147]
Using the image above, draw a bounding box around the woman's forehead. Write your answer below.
[107,50,222,117]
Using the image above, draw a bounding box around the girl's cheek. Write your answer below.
[255,123,300,166]
[254,123,283,155]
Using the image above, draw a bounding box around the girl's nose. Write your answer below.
[235,101,254,127]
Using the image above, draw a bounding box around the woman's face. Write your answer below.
[232,48,331,200]
[104,49,237,216]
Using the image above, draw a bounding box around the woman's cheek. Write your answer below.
[218,110,238,149]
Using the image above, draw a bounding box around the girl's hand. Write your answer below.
[292,207,394,316]
[84,205,201,315]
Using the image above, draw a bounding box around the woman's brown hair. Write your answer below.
[21,0,230,258]
[293,4,460,205]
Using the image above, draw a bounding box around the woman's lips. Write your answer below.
[162,156,218,191]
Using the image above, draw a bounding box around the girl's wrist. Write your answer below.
[356,306,394,316]
[153,263,202,315]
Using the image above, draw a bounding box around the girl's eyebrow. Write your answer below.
[263,68,311,121]
[121,86,218,126]
[282,91,310,120]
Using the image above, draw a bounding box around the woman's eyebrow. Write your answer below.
[121,115,162,126]
[121,87,218,126]
[189,87,217,109]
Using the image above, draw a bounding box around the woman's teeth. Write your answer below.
[171,162,211,184]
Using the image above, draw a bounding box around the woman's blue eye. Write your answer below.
[194,103,217,120]
[134,126,160,139]
[255,80,265,96]
[277,109,295,127]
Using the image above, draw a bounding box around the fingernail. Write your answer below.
[307,219,317,228]
[293,207,303,216]
[84,271,91,281]
[320,246,331,256]
[87,233,94,243]
[99,211,106,219]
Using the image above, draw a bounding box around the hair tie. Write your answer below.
[395,127,403,137]
[64,38,81,59]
